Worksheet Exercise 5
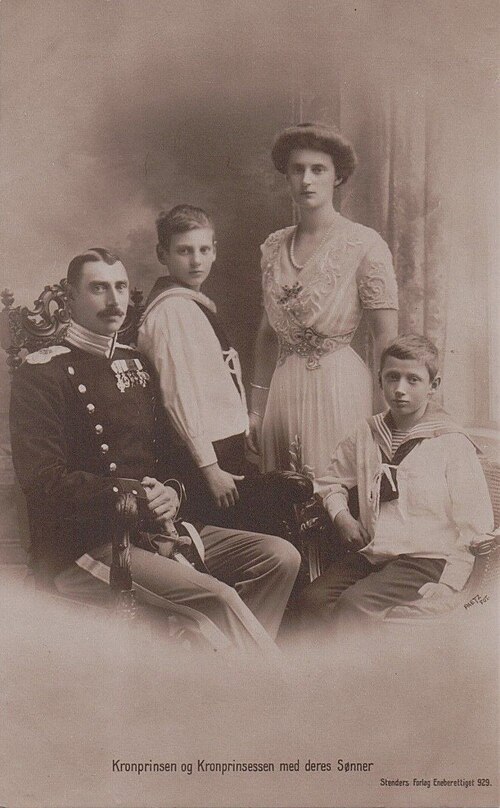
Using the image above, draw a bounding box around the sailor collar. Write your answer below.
[368,402,472,458]
[140,278,217,326]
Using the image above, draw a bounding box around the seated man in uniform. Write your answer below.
[9,248,301,652]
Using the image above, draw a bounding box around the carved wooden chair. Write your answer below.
[0,281,219,648]
[0,280,144,372]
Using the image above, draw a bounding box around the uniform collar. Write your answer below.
[65,321,118,359]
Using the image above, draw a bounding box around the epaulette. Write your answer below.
[24,345,71,364]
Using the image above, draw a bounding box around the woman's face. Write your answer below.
[285,148,338,210]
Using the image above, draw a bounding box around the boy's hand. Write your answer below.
[141,477,180,525]
[201,463,245,509]
[333,509,370,550]
[246,412,262,455]
[418,582,454,600]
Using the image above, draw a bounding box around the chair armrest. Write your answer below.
[293,495,332,538]
[468,528,500,557]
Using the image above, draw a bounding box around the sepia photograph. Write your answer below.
[0,1,498,806]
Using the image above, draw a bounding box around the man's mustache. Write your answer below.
[98,307,125,318]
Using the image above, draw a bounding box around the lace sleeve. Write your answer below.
[357,235,399,310]
[260,228,291,275]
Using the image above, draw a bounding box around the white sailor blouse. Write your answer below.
[138,284,248,469]
[315,404,494,591]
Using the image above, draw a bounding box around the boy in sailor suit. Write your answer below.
[138,205,311,530]
[298,334,494,629]
[9,248,301,651]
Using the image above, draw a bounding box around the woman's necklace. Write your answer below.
[289,219,337,272]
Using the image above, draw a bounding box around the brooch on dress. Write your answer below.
[277,282,303,306]
[111,358,150,392]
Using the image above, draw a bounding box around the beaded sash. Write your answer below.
[277,328,354,370]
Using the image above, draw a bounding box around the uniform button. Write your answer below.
[112,486,119,493]
[109,462,117,472]
[86,403,95,413]
[67,366,75,375]
[78,384,87,394]
[95,424,103,434]
[132,489,138,496]
[100,443,109,454]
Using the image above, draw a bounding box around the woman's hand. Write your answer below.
[201,463,244,509]
[333,509,370,550]
[141,477,180,525]
[248,311,276,453]
[246,411,263,455]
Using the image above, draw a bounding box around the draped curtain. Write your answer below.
[340,83,450,364]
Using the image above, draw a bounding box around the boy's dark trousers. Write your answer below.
[168,433,313,537]
[298,546,446,628]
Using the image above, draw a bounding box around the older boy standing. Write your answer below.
[138,205,312,531]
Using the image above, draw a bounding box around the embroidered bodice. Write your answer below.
[260,214,398,369]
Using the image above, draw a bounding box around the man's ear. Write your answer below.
[378,371,383,388]
[66,283,75,301]
[334,178,343,188]
[430,374,441,395]
[156,243,169,267]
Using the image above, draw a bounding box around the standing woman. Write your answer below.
[248,123,398,478]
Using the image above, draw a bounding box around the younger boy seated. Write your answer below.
[298,334,493,629]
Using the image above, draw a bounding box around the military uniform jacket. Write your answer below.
[10,338,169,571]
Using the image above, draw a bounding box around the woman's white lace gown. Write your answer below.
[260,211,398,479]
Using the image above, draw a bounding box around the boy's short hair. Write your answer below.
[156,205,215,250]
[380,334,440,381]
[67,248,120,287]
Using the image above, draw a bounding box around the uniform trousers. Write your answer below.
[298,548,446,630]
[54,525,301,652]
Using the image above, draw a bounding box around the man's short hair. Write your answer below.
[156,205,214,250]
[380,334,440,381]
[67,248,121,287]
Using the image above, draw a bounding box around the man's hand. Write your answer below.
[246,412,262,455]
[141,477,180,525]
[201,463,244,509]
[418,582,454,600]
[333,509,371,550]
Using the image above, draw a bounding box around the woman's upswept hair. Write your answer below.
[156,204,214,250]
[380,334,440,381]
[271,122,357,185]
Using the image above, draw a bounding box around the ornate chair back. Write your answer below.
[475,456,500,595]
[0,281,144,372]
